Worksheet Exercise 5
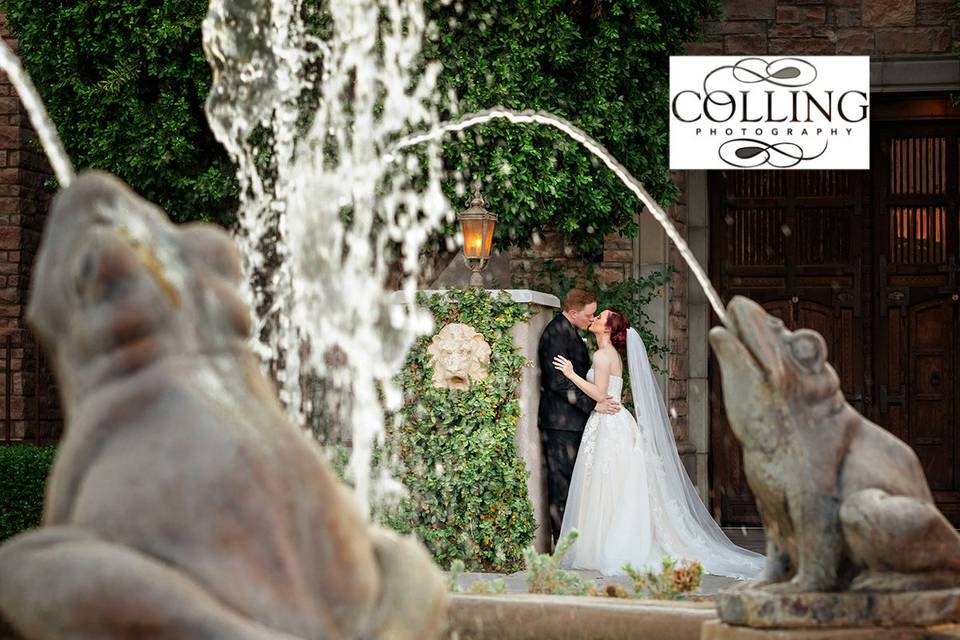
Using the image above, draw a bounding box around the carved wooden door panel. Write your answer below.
[709,169,867,525]
[874,124,960,524]
[710,124,960,526]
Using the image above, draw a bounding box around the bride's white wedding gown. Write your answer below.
[557,330,765,579]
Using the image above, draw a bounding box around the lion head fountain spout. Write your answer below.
[0,171,447,639]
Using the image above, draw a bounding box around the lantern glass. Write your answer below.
[461,218,493,259]
[482,218,496,257]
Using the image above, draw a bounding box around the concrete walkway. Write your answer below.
[456,570,741,598]
[453,527,764,598]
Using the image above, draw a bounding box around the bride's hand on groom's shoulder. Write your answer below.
[552,355,574,378]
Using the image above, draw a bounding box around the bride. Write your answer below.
[552,308,764,578]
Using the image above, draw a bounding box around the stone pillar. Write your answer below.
[634,205,670,399]
[504,289,560,553]
[634,172,710,502]
[667,172,690,450]
[686,170,711,506]
[411,288,560,553]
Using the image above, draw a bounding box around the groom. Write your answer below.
[538,288,620,546]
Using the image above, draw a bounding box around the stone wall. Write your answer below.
[508,231,580,286]
[686,0,960,56]
[0,15,58,442]
[667,172,689,444]
[599,232,634,285]
[508,228,638,288]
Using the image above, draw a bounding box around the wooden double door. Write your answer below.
[709,123,960,525]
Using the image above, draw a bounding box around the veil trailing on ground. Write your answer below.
[626,328,765,579]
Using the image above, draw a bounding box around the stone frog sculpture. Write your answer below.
[709,295,960,594]
[0,172,446,639]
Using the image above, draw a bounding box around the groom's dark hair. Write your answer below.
[562,288,596,311]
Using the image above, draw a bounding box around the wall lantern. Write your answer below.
[457,188,497,288]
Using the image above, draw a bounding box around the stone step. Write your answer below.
[721,526,766,554]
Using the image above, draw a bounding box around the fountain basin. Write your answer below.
[716,587,960,629]
[447,593,716,640]
[702,620,960,639]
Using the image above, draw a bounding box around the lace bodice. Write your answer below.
[587,368,622,400]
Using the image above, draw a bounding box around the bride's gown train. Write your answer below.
[558,329,764,579]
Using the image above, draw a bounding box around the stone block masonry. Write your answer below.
[667,171,689,444]
[685,0,960,56]
[0,14,59,441]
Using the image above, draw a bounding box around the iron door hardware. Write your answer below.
[878,383,906,414]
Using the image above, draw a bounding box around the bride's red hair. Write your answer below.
[605,309,629,351]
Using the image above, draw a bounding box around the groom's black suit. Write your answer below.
[537,313,596,545]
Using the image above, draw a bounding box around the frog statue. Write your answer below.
[709,295,960,597]
[0,172,447,639]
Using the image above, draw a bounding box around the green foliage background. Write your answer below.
[0,445,54,542]
[1,1,238,226]
[382,289,536,572]
[1,0,716,252]
[429,0,717,254]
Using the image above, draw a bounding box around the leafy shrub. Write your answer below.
[426,0,720,255]
[3,0,718,250]
[521,531,704,600]
[1,1,238,226]
[523,530,594,596]
[447,559,507,594]
[0,445,55,542]
[383,288,536,572]
[624,556,705,600]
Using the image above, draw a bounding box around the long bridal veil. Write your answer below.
[626,328,764,579]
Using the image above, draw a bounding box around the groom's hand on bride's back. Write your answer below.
[596,396,620,414]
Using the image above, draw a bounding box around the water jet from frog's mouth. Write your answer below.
[0,38,74,187]
[391,107,733,331]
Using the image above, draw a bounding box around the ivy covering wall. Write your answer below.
[426,0,718,255]
[382,289,536,572]
[0,1,238,226]
[2,0,717,253]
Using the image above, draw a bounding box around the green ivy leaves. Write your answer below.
[0,446,55,542]
[2,0,238,226]
[428,0,718,255]
[384,289,536,572]
[4,0,716,253]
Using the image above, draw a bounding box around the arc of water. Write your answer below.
[0,39,74,188]
[391,107,732,330]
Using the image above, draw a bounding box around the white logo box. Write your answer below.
[669,56,870,170]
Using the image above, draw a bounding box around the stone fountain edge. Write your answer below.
[446,592,716,640]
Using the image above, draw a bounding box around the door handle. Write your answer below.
[878,384,905,413]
